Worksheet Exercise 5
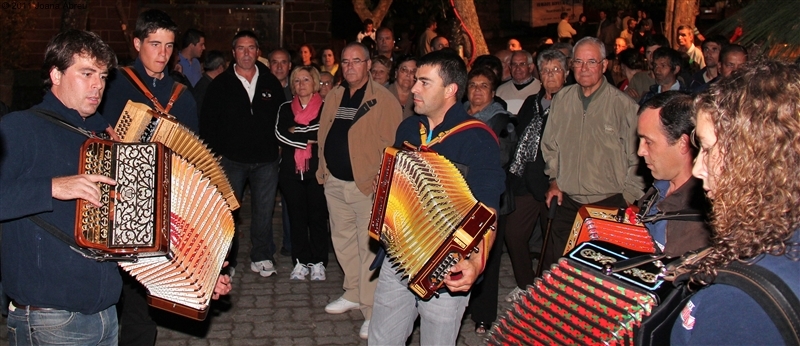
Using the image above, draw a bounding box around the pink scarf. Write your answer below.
[291,93,323,173]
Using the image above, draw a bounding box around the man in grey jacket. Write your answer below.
[540,37,644,271]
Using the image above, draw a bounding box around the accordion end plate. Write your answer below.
[147,295,209,321]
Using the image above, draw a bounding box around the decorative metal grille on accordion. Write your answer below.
[368,147,496,300]
[113,100,239,210]
[75,138,234,320]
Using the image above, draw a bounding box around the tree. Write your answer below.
[452,0,489,63]
[352,0,393,27]
[665,0,700,48]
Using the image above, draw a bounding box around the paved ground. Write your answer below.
[0,195,526,346]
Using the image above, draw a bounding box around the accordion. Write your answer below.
[564,205,655,255]
[488,241,670,346]
[369,147,496,300]
[76,138,234,320]
[113,100,239,210]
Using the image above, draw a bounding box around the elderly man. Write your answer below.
[431,35,450,51]
[677,25,705,69]
[636,91,710,257]
[540,37,644,271]
[269,48,293,100]
[639,47,687,105]
[317,42,403,339]
[369,50,504,346]
[200,30,287,279]
[496,50,542,115]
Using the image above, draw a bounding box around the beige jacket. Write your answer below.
[316,78,403,195]
[541,80,645,204]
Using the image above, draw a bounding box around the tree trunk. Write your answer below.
[60,0,90,31]
[453,0,488,64]
[351,0,393,27]
[666,0,700,49]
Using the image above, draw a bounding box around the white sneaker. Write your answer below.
[324,296,360,314]
[290,260,310,280]
[250,260,277,277]
[505,286,525,302]
[359,319,370,340]
[308,262,326,281]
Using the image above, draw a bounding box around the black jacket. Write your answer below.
[199,62,287,163]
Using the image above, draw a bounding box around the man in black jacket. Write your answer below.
[199,30,287,278]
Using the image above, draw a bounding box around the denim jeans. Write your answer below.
[7,304,117,345]
[221,157,280,265]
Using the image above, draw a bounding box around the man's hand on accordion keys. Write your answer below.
[52,174,116,207]
[443,216,497,293]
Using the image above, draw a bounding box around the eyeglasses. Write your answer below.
[572,59,604,69]
[398,67,417,75]
[341,58,368,66]
[319,81,332,86]
[690,128,699,149]
[539,67,565,76]
[510,62,530,68]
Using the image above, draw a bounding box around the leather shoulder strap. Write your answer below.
[424,119,499,148]
[716,261,800,345]
[120,66,166,113]
[164,82,186,114]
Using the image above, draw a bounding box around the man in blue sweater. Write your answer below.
[0,30,122,345]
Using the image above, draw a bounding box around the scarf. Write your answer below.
[291,93,323,173]
[509,94,550,176]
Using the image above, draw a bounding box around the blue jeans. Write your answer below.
[221,157,280,265]
[7,304,117,345]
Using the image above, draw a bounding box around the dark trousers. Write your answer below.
[469,215,506,325]
[221,157,280,267]
[504,195,548,288]
[540,193,627,273]
[117,273,157,346]
[279,176,329,265]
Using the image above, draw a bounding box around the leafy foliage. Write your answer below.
[707,0,800,59]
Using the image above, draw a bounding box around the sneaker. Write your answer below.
[324,296,360,314]
[359,319,370,340]
[290,260,310,280]
[505,286,525,302]
[308,262,326,281]
[250,260,277,277]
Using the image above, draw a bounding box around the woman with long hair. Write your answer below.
[294,44,320,70]
[275,66,329,281]
[673,60,800,344]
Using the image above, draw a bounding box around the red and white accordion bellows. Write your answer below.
[369,147,496,300]
[564,205,655,255]
[487,242,667,346]
[76,138,234,320]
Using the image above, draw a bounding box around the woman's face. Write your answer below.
[692,111,723,199]
[370,62,390,85]
[467,74,494,110]
[539,59,567,94]
[300,46,312,65]
[322,49,335,67]
[395,60,417,90]
[292,69,315,98]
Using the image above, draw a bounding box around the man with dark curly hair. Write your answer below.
[673,60,800,344]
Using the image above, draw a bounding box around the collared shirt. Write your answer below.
[642,180,670,251]
[657,80,682,93]
[234,63,260,102]
[179,53,203,87]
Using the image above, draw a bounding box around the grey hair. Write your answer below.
[551,42,573,57]
[573,36,607,60]
[342,42,370,61]
[537,49,568,71]
[512,50,534,64]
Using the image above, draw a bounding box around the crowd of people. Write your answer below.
[0,6,798,346]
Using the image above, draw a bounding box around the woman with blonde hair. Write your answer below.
[673,59,800,344]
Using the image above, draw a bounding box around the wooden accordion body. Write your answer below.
[113,100,239,210]
[488,241,669,345]
[369,147,496,300]
[564,205,655,255]
[76,138,234,320]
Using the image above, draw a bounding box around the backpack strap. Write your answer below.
[120,66,186,114]
[715,261,800,345]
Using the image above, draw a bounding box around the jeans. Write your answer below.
[7,304,117,345]
[221,157,280,266]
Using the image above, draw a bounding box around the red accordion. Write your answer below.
[564,205,655,255]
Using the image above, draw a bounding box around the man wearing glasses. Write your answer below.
[496,50,541,115]
[316,42,403,340]
[540,37,644,272]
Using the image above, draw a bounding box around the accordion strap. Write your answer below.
[120,66,186,114]
[417,119,499,149]
[28,215,135,262]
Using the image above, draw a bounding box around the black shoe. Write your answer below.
[279,247,291,257]
[475,322,488,334]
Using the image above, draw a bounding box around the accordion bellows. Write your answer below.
[114,100,239,210]
[565,205,655,255]
[369,148,496,299]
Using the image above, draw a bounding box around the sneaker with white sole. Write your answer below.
[308,262,326,281]
[250,259,277,277]
[324,296,360,314]
[359,319,370,339]
[290,260,309,280]
[504,286,525,302]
